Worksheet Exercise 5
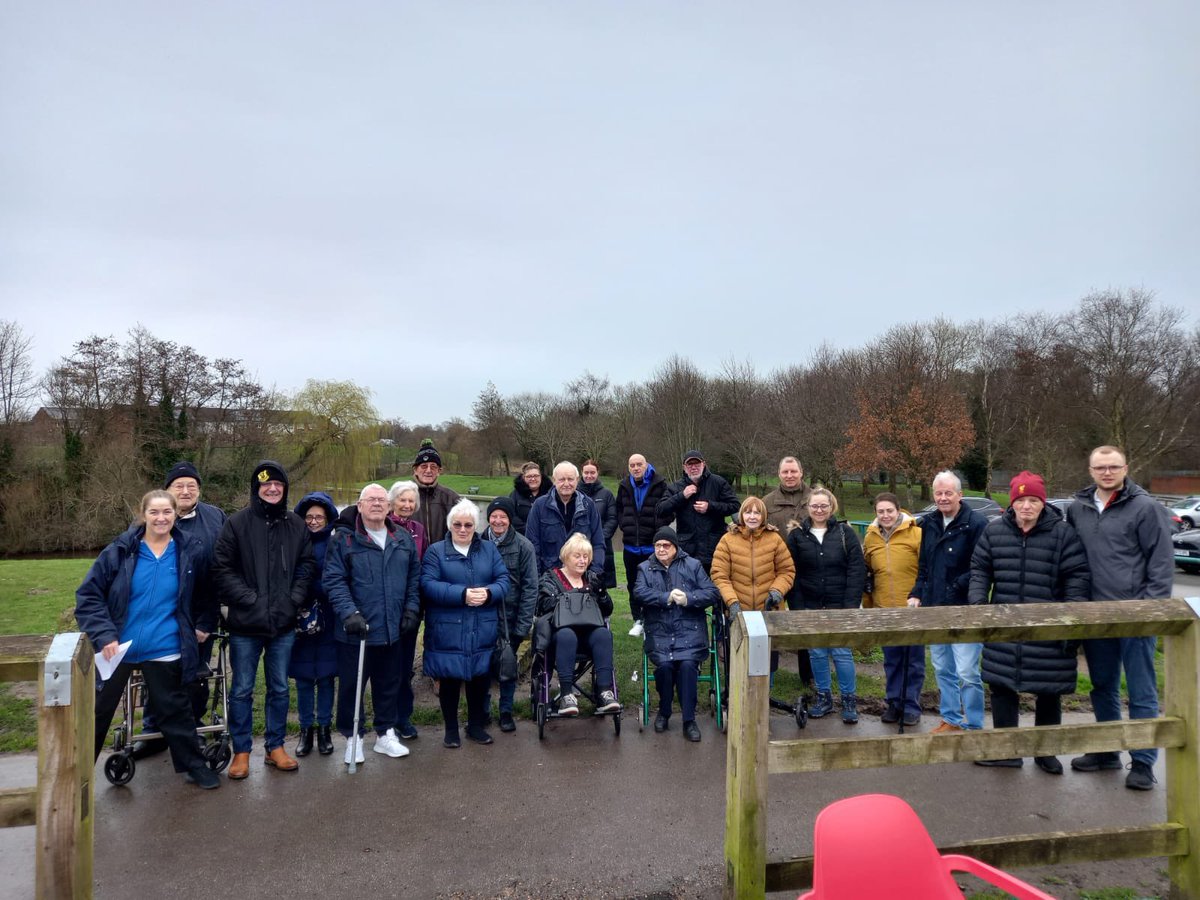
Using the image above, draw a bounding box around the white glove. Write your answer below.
[668,589,688,606]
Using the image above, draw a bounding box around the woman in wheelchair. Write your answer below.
[633,527,720,741]
[534,533,621,716]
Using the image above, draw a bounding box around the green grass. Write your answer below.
[0,559,92,635]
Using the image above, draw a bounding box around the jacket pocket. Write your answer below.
[429,614,466,654]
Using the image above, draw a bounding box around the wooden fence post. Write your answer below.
[35,633,94,900]
[1165,601,1200,899]
[724,612,772,900]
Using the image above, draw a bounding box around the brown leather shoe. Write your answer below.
[930,721,964,734]
[264,746,299,771]
[228,752,251,780]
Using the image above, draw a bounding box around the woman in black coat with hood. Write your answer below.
[578,459,618,589]
[968,472,1090,774]
[510,461,551,535]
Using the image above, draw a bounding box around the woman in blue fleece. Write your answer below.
[76,489,218,789]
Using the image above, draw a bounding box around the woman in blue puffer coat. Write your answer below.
[289,491,339,757]
[634,526,720,742]
[420,498,509,748]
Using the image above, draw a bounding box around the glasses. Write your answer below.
[304,515,327,524]
[1089,465,1126,473]
[809,504,831,511]
[451,522,474,530]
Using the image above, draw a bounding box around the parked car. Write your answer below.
[1051,497,1184,533]
[1169,497,1200,530]
[1174,528,1200,575]
[919,496,1004,520]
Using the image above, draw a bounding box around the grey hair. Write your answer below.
[552,461,580,481]
[358,482,387,501]
[931,470,962,492]
[446,497,481,531]
[388,480,421,511]
[779,456,802,469]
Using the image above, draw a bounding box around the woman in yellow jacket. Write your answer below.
[711,496,795,615]
[861,492,924,727]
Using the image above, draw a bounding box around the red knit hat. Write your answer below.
[1009,471,1047,506]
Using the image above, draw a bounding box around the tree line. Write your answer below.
[0,288,1195,553]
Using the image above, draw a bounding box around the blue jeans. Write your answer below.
[294,675,335,728]
[930,642,983,729]
[1083,636,1160,766]
[229,632,295,753]
[810,647,856,696]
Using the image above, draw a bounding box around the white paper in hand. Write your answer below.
[95,641,132,682]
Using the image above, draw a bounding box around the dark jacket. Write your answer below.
[655,469,740,567]
[420,534,509,680]
[75,524,202,681]
[578,479,618,588]
[909,503,987,607]
[762,482,813,533]
[212,462,316,638]
[174,500,226,631]
[535,569,615,620]
[1066,478,1174,601]
[415,482,461,545]
[289,492,339,681]
[484,525,539,641]
[969,506,1091,694]
[525,490,606,576]
[388,512,427,559]
[634,550,720,667]
[510,474,551,536]
[615,465,668,554]
[324,513,421,647]
[786,517,867,610]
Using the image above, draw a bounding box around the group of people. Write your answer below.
[76,440,1173,793]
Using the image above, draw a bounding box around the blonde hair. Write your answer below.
[809,487,839,515]
[559,532,594,564]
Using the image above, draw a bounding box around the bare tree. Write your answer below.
[644,355,710,479]
[508,391,576,468]
[0,320,37,425]
[471,381,514,475]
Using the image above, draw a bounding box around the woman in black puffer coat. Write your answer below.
[968,471,1090,774]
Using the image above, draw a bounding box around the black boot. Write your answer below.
[296,726,315,758]
[317,726,334,756]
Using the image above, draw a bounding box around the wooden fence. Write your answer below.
[0,633,95,899]
[723,599,1200,899]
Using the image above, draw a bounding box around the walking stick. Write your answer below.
[349,636,367,773]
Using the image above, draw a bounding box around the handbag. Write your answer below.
[552,589,605,630]
[491,586,518,684]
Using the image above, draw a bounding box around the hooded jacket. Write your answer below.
[614,465,668,554]
[289,492,339,680]
[655,469,741,567]
[710,523,795,611]
[509,474,551,536]
[634,547,720,667]
[786,516,867,611]
[862,513,922,609]
[212,461,316,638]
[968,505,1091,694]
[1066,477,1174,601]
[578,478,618,588]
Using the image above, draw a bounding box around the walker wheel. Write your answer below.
[795,696,809,730]
[536,702,547,741]
[104,753,135,785]
[204,739,232,772]
[613,711,621,738]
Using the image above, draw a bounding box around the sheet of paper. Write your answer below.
[95,640,132,682]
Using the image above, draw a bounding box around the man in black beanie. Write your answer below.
[212,460,315,779]
[412,440,460,543]
[482,496,538,732]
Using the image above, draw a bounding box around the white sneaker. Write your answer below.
[373,728,410,758]
[344,735,365,765]
[628,620,644,637]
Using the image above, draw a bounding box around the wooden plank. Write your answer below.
[763,599,1195,651]
[0,635,55,683]
[1165,620,1200,898]
[0,787,37,828]
[769,718,1187,773]
[35,633,93,900]
[723,617,771,900]
[766,824,1188,893]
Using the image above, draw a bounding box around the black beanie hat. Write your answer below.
[487,496,517,525]
[413,439,443,468]
[653,526,680,549]
[163,460,201,489]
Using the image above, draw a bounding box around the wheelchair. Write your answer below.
[529,618,621,740]
[637,606,725,733]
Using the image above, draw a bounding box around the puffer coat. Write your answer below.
[420,534,509,680]
[709,524,795,611]
[968,506,1091,694]
[862,513,922,609]
[786,517,866,611]
[634,549,720,667]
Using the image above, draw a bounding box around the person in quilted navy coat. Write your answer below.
[634,527,720,741]
[420,498,509,748]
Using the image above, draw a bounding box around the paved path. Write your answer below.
[0,710,1171,899]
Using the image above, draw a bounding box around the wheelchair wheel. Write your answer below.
[104,752,135,786]
[636,705,644,733]
[204,738,232,772]
[536,701,547,741]
[795,695,808,730]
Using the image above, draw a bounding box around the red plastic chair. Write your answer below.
[798,794,1057,900]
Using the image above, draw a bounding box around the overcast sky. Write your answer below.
[3,2,1197,424]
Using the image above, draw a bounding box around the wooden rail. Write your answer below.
[723,598,1200,899]
[1,633,95,900]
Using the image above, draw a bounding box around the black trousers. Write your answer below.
[989,684,1062,729]
[336,641,401,737]
[624,549,652,620]
[439,676,490,732]
[655,659,699,722]
[95,659,205,773]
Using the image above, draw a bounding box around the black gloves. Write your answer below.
[766,590,784,611]
[728,602,742,618]
[400,608,421,636]
[587,571,605,593]
[343,612,370,637]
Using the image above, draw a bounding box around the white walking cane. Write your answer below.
[349,635,367,773]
